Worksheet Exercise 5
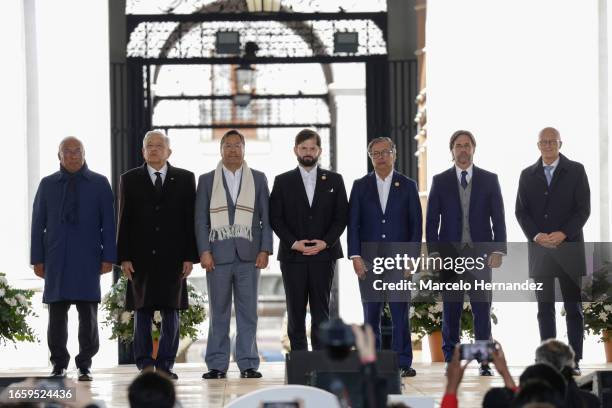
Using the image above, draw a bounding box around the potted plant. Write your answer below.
[410,300,498,362]
[0,272,38,346]
[101,276,207,358]
[575,262,612,361]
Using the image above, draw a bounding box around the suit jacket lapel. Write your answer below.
[294,167,311,209]
[447,167,461,208]
[311,167,326,210]
[384,171,402,215]
[530,159,548,187]
[141,163,158,200]
[548,154,567,192]
[368,172,385,216]
[468,166,480,216]
[162,163,177,200]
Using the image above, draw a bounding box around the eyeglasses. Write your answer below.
[368,149,394,159]
[538,140,560,146]
[223,143,243,150]
[61,148,83,157]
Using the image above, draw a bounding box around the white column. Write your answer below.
[600,0,610,243]
[330,63,367,324]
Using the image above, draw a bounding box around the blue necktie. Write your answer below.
[544,166,553,186]
[460,170,468,189]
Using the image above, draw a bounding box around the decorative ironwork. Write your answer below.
[127,0,386,15]
[152,95,330,128]
[127,19,386,60]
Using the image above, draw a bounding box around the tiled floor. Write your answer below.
[1,362,610,407]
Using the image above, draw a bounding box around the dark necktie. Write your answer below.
[154,172,163,195]
[460,170,468,189]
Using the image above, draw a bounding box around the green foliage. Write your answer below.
[565,262,612,342]
[0,273,38,346]
[409,269,497,340]
[409,301,497,341]
[101,276,207,343]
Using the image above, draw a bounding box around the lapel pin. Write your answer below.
[394,181,400,187]
[321,175,327,180]
[330,188,334,192]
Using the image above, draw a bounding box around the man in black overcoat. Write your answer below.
[117,130,199,378]
[515,126,590,375]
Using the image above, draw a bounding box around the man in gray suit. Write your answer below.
[195,129,273,379]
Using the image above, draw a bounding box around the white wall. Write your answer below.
[0,0,115,368]
[427,0,601,363]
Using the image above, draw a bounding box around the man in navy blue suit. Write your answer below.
[426,130,506,376]
[348,137,422,377]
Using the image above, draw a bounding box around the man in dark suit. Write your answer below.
[270,128,348,351]
[515,127,590,375]
[117,130,199,379]
[347,136,422,377]
[426,130,506,376]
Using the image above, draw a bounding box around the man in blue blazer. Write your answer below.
[348,137,422,377]
[426,130,506,376]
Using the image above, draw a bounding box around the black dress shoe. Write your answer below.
[479,363,494,376]
[571,363,582,376]
[156,368,178,380]
[400,367,417,377]
[50,367,67,378]
[202,369,226,379]
[240,368,262,378]
[77,368,93,381]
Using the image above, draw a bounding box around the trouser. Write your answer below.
[205,260,260,372]
[441,271,492,362]
[280,261,335,351]
[534,273,583,361]
[134,308,179,371]
[47,301,99,370]
[362,301,413,368]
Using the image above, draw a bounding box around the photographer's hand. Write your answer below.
[491,342,516,389]
[446,346,470,395]
[352,324,376,364]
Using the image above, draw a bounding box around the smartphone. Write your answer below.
[304,242,316,247]
[459,340,497,362]
[259,402,303,408]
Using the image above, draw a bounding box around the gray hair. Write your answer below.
[534,339,575,370]
[367,137,396,154]
[143,130,171,148]
[58,136,85,154]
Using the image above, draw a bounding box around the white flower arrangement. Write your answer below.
[102,276,207,343]
[0,272,37,345]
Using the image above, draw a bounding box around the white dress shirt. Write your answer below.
[375,170,393,213]
[455,164,473,185]
[223,166,243,204]
[147,163,168,185]
[299,165,317,207]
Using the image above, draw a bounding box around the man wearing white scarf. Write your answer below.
[195,130,273,379]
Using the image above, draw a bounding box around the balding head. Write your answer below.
[58,136,85,173]
[538,127,561,141]
[537,127,562,165]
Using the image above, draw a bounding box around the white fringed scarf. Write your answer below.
[209,160,255,242]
